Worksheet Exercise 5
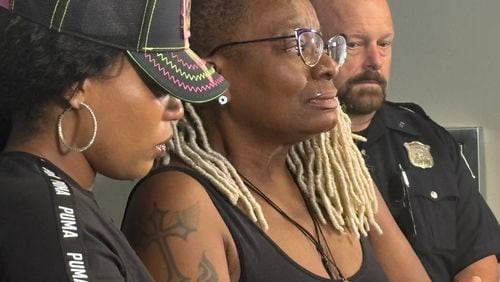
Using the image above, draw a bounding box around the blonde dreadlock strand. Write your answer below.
[167,103,380,235]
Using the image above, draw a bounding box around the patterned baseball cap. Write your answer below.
[0,0,228,103]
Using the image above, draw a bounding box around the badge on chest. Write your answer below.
[403,141,434,169]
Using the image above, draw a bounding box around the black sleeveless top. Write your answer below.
[152,167,388,282]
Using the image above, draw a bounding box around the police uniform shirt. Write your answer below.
[0,151,153,282]
[356,101,500,282]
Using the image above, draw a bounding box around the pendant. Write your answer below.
[322,255,348,281]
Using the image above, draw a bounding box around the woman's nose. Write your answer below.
[163,96,184,121]
[311,53,339,81]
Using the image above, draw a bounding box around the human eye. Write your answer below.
[378,40,392,48]
[284,44,299,54]
[284,38,301,53]
[346,41,362,50]
[346,41,362,55]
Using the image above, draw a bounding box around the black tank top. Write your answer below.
[159,167,388,282]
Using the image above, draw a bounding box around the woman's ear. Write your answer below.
[64,80,89,109]
[204,55,232,105]
[205,56,224,76]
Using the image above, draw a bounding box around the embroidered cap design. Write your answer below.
[3,0,228,103]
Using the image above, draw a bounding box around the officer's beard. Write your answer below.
[337,70,388,115]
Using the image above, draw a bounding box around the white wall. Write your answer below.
[94,1,500,224]
[387,0,500,219]
[94,176,134,226]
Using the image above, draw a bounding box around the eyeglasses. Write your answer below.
[327,35,347,67]
[208,28,347,68]
[388,164,417,238]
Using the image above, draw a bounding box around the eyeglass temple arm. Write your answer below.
[208,35,295,57]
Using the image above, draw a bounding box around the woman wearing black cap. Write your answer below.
[0,0,227,281]
[122,0,430,281]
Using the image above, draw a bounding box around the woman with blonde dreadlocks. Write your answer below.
[122,0,429,281]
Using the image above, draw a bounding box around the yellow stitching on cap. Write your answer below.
[137,0,150,51]
[50,0,62,28]
[58,0,72,31]
[185,49,214,83]
[144,0,157,50]
[142,47,184,51]
[153,52,216,81]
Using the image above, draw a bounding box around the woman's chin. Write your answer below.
[311,115,339,134]
[294,119,339,143]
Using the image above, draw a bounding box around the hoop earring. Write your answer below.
[218,95,228,105]
[57,102,97,152]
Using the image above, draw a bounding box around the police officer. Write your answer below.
[311,0,500,281]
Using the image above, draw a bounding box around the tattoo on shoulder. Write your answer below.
[139,202,201,282]
[197,252,219,282]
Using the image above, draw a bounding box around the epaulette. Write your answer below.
[386,101,431,120]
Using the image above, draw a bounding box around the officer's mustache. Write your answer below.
[347,71,387,89]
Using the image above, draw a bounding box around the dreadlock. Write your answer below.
[167,103,380,237]
[174,0,381,236]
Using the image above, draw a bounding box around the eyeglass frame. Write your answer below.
[388,164,418,239]
[207,28,347,68]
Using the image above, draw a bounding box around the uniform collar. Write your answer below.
[360,102,422,147]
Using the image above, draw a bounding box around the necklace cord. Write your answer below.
[238,173,346,281]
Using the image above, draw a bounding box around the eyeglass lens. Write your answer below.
[328,35,347,66]
[298,31,324,67]
[297,31,347,67]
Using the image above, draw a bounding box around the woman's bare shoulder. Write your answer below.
[122,166,235,281]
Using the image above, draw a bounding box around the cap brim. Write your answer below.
[127,49,229,103]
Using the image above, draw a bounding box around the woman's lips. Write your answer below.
[153,132,173,159]
[307,91,339,109]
